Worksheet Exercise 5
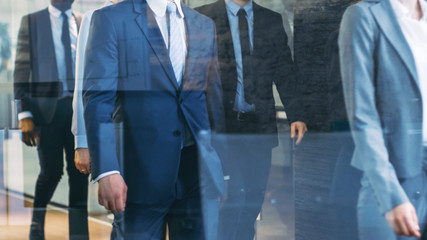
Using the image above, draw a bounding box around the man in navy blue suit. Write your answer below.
[83,0,225,239]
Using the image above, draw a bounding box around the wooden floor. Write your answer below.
[0,192,112,240]
[0,211,112,240]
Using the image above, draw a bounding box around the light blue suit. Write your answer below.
[339,0,427,238]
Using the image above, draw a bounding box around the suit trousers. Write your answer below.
[358,159,427,240]
[329,132,361,240]
[218,130,272,240]
[31,98,89,240]
[122,145,217,240]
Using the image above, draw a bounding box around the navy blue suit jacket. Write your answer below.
[83,0,225,204]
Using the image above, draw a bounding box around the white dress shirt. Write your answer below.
[18,4,78,121]
[148,0,187,54]
[391,0,427,144]
[77,0,187,182]
[72,0,114,150]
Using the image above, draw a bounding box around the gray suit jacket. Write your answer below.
[339,0,423,214]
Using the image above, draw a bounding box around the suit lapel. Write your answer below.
[216,0,236,61]
[133,0,179,90]
[39,8,59,83]
[214,0,238,92]
[180,5,194,92]
[73,12,82,32]
[371,0,418,84]
[252,3,264,52]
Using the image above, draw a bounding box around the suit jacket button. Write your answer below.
[173,130,181,137]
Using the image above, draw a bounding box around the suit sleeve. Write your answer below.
[206,23,225,133]
[83,10,121,180]
[205,21,230,179]
[339,5,409,214]
[272,14,303,124]
[13,15,32,114]
[72,11,93,149]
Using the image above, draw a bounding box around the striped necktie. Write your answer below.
[167,1,185,86]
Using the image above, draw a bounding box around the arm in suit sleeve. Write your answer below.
[338,5,409,214]
[272,14,303,124]
[13,15,32,117]
[205,22,229,178]
[83,10,121,181]
[72,11,93,149]
[206,24,225,133]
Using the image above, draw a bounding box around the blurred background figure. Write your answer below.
[196,0,307,239]
[13,0,89,239]
[325,23,361,240]
[0,22,11,76]
[340,0,427,238]
[292,0,363,239]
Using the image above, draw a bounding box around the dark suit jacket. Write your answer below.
[14,8,82,125]
[196,0,301,148]
[83,0,225,204]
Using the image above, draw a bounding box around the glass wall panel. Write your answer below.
[1,0,404,240]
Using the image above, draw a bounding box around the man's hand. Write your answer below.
[19,118,39,146]
[386,202,420,238]
[74,148,91,174]
[290,121,307,145]
[98,174,127,213]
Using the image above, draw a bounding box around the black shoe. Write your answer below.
[29,222,45,240]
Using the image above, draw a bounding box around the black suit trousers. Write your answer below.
[218,126,273,240]
[32,98,89,239]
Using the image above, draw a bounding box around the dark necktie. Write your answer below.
[237,8,254,104]
[61,12,74,92]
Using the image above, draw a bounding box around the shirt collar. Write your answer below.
[48,4,73,19]
[390,0,427,21]
[147,0,185,19]
[225,0,253,17]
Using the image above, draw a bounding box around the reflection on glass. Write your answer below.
[0,0,382,239]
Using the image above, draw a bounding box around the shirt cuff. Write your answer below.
[224,175,230,181]
[92,171,120,183]
[75,135,88,149]
[18,111,33,121]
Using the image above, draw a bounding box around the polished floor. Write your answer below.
[0,191,112,240]
[0,121,294,239]
[0,166,294,240]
